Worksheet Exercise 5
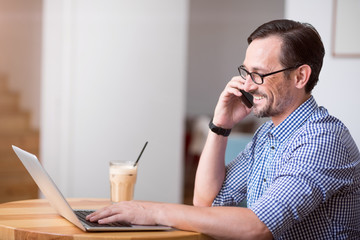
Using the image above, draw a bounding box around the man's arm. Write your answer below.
[87,200,273,240]
[159,203,272,240]
[193,130,227,206]
[193,76,252,206]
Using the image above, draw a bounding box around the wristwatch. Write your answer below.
[208,118,231,137]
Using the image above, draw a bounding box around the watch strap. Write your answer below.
[208,118,231,137]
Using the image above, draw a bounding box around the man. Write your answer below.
[87,19,360,239]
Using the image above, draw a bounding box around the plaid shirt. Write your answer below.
[213,96,360,239]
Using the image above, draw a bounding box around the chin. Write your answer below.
[253,105,271,118]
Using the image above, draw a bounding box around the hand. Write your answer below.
[86,201,160,226]
[213,76,252,129]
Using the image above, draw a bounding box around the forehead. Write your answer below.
[243,35,283,70]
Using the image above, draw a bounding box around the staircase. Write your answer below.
[0,75,39,203]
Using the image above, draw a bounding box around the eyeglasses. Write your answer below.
[238,65,300,85]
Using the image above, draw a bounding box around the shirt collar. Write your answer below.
[269,96,318,143]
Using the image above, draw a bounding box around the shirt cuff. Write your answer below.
[250,194,292,239]
[212,187,235,206]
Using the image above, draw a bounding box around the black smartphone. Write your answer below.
[239,89,253,108]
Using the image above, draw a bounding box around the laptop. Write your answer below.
[12,145,172,232]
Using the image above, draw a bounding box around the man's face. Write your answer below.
[242,36,296,121]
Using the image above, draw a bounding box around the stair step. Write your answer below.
[0,148,39,203]
[0,172,38,203]
[0,149,39,171]
[0,74,40,203]
[0,75,8,92]
[0,112,30,133]
[0,130,39,152]
[0,92,19,112]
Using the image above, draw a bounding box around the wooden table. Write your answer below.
[0,198,213,240]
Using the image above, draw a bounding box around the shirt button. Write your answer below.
[270,146,275,150]
[263,178,266,182]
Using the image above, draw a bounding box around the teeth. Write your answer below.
[254,96,264,100]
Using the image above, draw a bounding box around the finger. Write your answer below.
[220,87,242,102]
[86,209,103,220]
[226,79,246,95]
[86,207,105,220]
[87,207,114,222]
[98,214,126,224]
[227,87,242,97]
[228,76,245,88]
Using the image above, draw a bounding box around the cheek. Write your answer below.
[270,88,282,101]
[266,78,289,101]
[262,86,277,103]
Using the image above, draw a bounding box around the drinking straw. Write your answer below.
[133,141,148,167]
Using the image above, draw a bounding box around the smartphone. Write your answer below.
[239,89,253,108]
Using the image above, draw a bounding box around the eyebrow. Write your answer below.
[242,64,268,73]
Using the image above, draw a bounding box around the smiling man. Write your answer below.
[88,20,360,239]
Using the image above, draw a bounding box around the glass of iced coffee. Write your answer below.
[109,161,137,203]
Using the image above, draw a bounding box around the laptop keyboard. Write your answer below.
[74,210,132,228]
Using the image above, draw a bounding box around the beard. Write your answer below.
[252,89,293,119]
[252,94,272,118]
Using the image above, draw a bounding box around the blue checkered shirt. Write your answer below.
[213,96,360,239]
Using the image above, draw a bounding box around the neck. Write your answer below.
[271,94,311,126]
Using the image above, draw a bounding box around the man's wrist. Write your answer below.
[209,118,232,137]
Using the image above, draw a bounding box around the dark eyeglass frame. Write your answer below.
[238,65,301,85]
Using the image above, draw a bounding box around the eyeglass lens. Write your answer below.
[239,67,263,84]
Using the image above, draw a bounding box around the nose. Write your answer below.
[243,75,257,93]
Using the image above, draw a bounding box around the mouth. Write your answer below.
[253,95,265,103]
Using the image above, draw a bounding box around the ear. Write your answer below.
[294,64,311,89]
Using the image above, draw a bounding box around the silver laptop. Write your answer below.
[12,145,171,232]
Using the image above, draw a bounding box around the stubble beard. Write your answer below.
[252,95,272,118]
[252,92,293,119]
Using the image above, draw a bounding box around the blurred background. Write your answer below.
[0,0,359,205]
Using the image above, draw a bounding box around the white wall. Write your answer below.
[41,0,188,203]
[286,0,360,146]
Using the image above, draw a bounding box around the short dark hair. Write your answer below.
[247,19,325,93]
